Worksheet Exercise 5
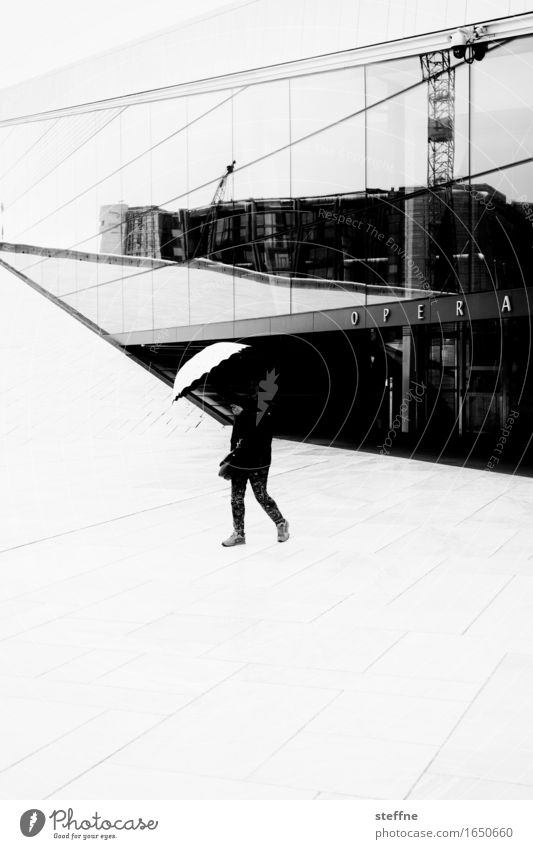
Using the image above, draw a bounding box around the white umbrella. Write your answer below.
[173,341,249,400]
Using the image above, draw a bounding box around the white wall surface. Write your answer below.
[0,0,529,120]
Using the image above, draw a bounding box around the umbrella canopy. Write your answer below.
[173,342,250,400]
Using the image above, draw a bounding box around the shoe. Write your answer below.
[221,531,246,547]
[276,519,290,543]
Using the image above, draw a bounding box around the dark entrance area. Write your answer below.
[125,313,533,473]
[126,327,402,449]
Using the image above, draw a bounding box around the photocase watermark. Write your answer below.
[485,409,520,471]
[308,140,394,175]
[379,381,426,456]
[19,806,159,840]
[384,233,437,303]
[256,368,279,424]
[458,182,496,213]
[514,193,533,228]
[150,327,174,350]
[318,207,437,300]
[318,207,370,229]
[20,809,46,837]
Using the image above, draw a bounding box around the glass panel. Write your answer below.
[505,319,532,439]
[6,120,67,247]
[63,284,99,327]
[8,112,122,252]
[454,62,470,180]
[153,266,190,331]
[457,162,533,292]
[1,249,46,287]
[232,81,290,198]
[366,54,470,295]
[290,68,365,197]
[288,68,366,311]
[366,54,470,186]
[123,268,154,333]
[186,90,234,210]
[150,97,189,261]
[94,262,155,333]
[334,194,429,294]
[366,56,421,108]
[231,80,291,319]
[69,122,100,253]
[231,266,291,320]
[465,320,503,434]
[96,111,126,256]
[471,36,533,174]
[291,67,364,137]
[426,326,459,435]
[97,278,124,335]
[189,264,235,325]
[119,104,153,232]
[0,121,55,243]
[0,252,168,335]
[366,63,427,191]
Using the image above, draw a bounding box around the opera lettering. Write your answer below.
[350,296,513,328]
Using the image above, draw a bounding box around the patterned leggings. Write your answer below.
[231,468,284,535]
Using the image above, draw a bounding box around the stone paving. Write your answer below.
[1,264,533,800]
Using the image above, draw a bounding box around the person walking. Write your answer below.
[221,391,289,547]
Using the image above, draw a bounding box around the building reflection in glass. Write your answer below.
[98,183,533,296]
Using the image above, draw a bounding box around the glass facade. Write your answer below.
[1,24,533,450]
[2,34,533,337]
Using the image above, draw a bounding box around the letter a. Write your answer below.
[501,295,512,313]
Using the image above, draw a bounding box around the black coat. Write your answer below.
[230,404,274,473]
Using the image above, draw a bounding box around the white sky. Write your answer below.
[0,0,235,88]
